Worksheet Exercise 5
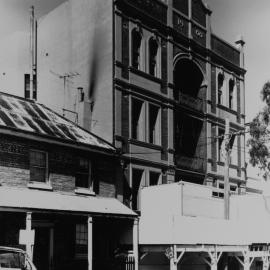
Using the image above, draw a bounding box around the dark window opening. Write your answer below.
[132,98,145,141]
[149,38,158,76]
[218,129,225,162]
[149,104,160,145]
[132,169,144,211]
[174,113,203,157]
[229,79,235,109]
[218,73,224,105]
[131,29,142,69]
[149,171,160,186]
[30,150,47,182]
[173,59,204,100]
[76,157,91,189]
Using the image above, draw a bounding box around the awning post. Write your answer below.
[133,218,139,270]
[26,212,33,260]
[263,256,269,270]
[88,216,93,270]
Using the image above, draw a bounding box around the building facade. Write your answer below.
[35,0,246,212]
[0,92,137,270]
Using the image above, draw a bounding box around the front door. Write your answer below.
[33,226,53,270]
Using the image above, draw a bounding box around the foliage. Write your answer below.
[247,81,270,179]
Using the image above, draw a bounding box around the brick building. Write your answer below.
[0,92,137,270]
[35,0,246,211]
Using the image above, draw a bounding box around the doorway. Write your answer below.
[33,223,54,270]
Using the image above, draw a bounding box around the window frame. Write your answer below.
[29,149,49,184]
[148,36,160,77]
[148,102,161,146]
[217,73,224,106]
[149,170,161,186]
[131,97,146,142]
[75,157,93,193]
[75,223,88,259]
[131,28,143,70]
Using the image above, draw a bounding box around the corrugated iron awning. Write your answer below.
[0,187,136,217]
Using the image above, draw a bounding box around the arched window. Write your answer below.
[173,58,204,99]
[229,79,235,110]
[148,38,159,76]
[131,29,142,69]
[217,73,224,105]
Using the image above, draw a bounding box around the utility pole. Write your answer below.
[30,6,37,100]
[224,118,231,220]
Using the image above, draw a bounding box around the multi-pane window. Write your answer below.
[131,29,142,69]
[229,79,235,110]
[213,181,238,198]
[148,38,159,76]
[149,104,161,145]
[149,171,160,186]
[132,98,145,141]
[75,224,88,258]
[76,158,91,189]
[30,150,48,183]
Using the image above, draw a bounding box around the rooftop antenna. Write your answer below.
[49,70,80,115]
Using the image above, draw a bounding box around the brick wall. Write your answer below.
[0,134,118,198]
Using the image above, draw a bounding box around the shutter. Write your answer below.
[237,135,241,177]
[161,39,167,94]
[211,124,217,171]
[122,18,129,79]
[122,94,129,152]
[211,66,216,113]
[237,79,241,123]
[161,107,168,160]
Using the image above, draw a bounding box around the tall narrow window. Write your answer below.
[149,104,161,145]
[75,224,88,258]
[132,169,145,211]
[30,150,48,183]
[218,129,225,162]
[131,29,142,69]
[149,38,158,76]
[76,157,92,189]
[217,73,224,105]
[132,98,145,141]
[229,134,237,165]
[24,74,30,99]
[229,79,235,110]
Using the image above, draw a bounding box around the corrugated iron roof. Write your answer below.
[0,93,115,151]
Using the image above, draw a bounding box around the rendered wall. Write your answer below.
[38,0,113,142]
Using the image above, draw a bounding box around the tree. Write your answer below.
[248,81,270,179]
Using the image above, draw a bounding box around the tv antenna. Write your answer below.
[50,70,80,114]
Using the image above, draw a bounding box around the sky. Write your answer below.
[0,0,268,122]
[0,0,268,177]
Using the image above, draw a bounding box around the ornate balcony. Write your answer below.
[178,92,204,112]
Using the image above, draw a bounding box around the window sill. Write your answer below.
[28,182,53,191]
[75,188,95,196]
